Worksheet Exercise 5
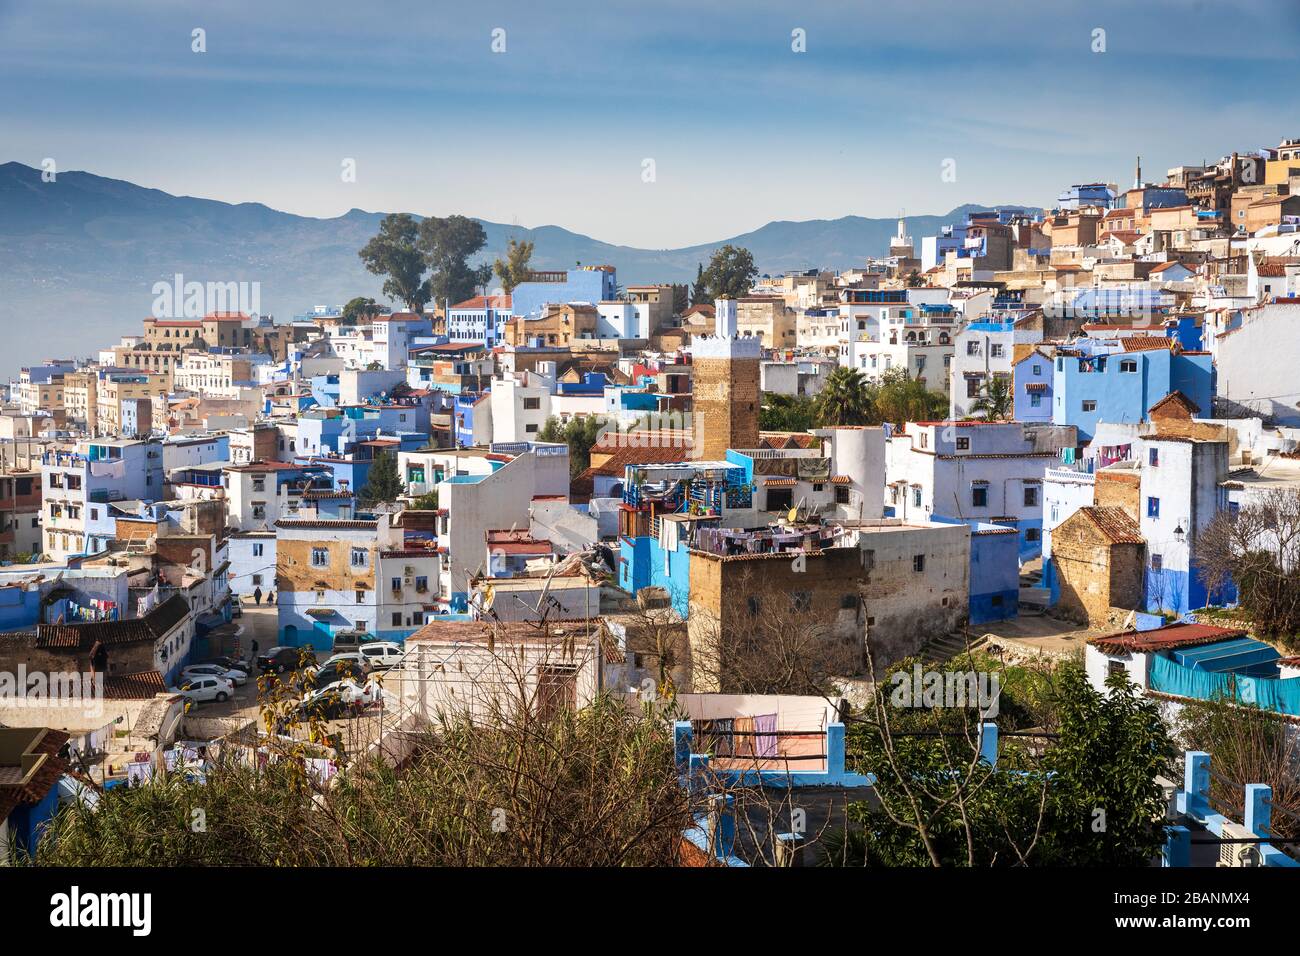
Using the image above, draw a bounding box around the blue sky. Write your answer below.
[1,0,1297,247]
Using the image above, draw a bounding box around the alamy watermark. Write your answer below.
[890,664,1001,718]
[150,273,261,318]
[1,666,105,718]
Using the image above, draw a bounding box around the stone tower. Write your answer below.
[691,297,761,461]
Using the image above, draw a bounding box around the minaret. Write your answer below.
[1133,155,1143,191]
[691,297,761,460]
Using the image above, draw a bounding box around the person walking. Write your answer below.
[253,586,263,606]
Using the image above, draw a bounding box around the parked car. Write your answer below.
[182,663,248,686]
[230,602,243,618]
[258,646,313,675]
[303,658,367,691]
[176,675,234,704]
[320,652,372,674]
[305,678,378,708]
[358,641,404,670]
[298,679,375,720]
[203,655,252,673]
[330,631,372,655]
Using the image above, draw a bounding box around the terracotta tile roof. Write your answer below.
[275,519,379,530]
[36,594,190,650]
[1089,622,1247,656]
[1120,336,1176,352]
[450,295,512,310]
[1076,506,1143,545]
[103,670,167,700]
[0,729,70,821]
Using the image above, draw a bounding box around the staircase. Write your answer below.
[1019,557,1049,614]
[919,631,987,663]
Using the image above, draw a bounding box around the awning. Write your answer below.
[764,478,797,487]
[1025,382,1048,393]
[830,475,852,485]
[305,607,336,619]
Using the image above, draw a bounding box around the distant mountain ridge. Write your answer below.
[0,161,1028,375]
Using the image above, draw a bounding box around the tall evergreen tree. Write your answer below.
[359,450,404,508]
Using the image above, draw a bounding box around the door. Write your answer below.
[536,666,578,720]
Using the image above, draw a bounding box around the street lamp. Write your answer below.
[1173,522,1185,545]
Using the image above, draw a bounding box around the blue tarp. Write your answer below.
[1149,654,1300,717]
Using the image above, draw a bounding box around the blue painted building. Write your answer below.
[1052,344,1214,443]
[1012,347,1053,423]
[510,266,618,319]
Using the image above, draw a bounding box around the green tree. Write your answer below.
[873,366,947,427]
[827,661,1175,867]
[419,215,492,307]
[538,415,607,479]
[492,236,535,294]
[760,393,819,432]
[695,245,757,300]
[905,270,924,288]
[342,296,380,325]
[410,490,439,511]
[815,367,875,426]
[359,450,405,508]
[671,283,690,316]
[690,262,707,306]
[358,213,429,312]
[970,374,1014,421]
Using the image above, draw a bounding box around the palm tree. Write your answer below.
[970,375,1014,421]
[816,367,875,426]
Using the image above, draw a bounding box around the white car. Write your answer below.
[182,663,248,686]
[320,652,372,674]
[176,675,234,704]
[303,678,379,709]
[358,642,404,670]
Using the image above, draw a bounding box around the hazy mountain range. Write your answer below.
[0,160,1027,377]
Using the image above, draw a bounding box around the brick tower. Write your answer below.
[691,297,761,460]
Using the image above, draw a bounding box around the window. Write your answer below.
[311,548,329,568]
[355,590,365,603]
[971,485,988,508]
[835,486,851,504]
[956,437,970,451]
[1024,486,1038,507]
[1120,359,1137,373]
[523,397,541,410]
[967,378,980,398]
[252,574,263,587]
[990,344,1004,358]
[391,577,402,592]
[966,341,980,355]
[1082,400,1097,412]
[1108,660,1126,678]
[840,594,858,610]
[1032,364,1042,376]
[1150,553,1163,571]
[1149,447,1159,467]
[392,613,403,627]
[415,576,428,593]
[525,423,538,434]
[912,486,922,507]
[355,621,366,631]
[1030,393,1042,408]
[1026,527,1041,543]
[1147,497,1160,518]
[89,508,99,520]
[252,478,266,492]
[790,591,812,613]
[252,543,264,557]
[912,554,926,573]
[351,547,368,568]
[252,504,266,520]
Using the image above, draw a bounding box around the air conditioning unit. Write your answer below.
[1216,822,1262,867]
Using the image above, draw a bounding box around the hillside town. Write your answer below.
[5,137,1300,871]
